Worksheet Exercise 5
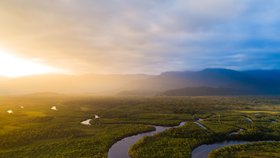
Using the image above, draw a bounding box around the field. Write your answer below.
[1,95,280,158]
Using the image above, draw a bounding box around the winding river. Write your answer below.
[108,121,186,158]
[108,120,275,158]
[191,140,249,158]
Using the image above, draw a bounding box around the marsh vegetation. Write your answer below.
[1,95,280,157]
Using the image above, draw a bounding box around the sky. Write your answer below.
[1,0,280,76]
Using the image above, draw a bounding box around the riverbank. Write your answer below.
[108,122,186,158]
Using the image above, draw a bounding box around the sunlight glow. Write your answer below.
[0,49,60,78]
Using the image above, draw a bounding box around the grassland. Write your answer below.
[1,95,280,157]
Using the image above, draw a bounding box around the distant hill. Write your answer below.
[124,68,280,96]
[1,68,280,96]
[135,68,260,91]
[0,74,152,95]
[117,90,159,96]
[161,87,258,96]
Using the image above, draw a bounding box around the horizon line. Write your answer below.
[1,67,280,79]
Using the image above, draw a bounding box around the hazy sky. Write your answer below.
[1,0,280,75]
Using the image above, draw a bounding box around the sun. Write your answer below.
[0,49,60,78]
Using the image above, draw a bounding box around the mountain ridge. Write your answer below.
[1,68,280,95]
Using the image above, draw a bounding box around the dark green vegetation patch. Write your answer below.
[1,95,280,157]
[209,142,280,158]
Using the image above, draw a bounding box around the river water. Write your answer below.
[192,140,252,158]
[108,119,274,158]
[108,122,186,158]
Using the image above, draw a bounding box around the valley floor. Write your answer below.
[0,95,280,158]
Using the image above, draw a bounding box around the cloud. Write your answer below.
[0,0,280,74]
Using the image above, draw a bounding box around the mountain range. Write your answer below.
[1,68,280,96]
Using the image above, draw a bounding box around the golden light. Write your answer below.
[0,49,60,78]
